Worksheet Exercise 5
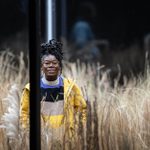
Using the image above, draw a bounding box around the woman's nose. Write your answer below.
[49,62,55,67]
[48,63,53,67]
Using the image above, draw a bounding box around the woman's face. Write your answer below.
[42,54,60,81]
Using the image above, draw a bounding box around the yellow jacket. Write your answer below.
[20,77,87,130]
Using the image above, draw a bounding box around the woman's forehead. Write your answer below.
[43,54,58,61]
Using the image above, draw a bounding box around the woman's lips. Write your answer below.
[47,68,55,71]
[47,69,56,73]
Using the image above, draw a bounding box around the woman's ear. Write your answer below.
[41,63,44,77]
[41,68,44,77]
[41,61,43,70]
[58,69,61,76]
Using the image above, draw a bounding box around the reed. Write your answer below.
[0,50,150,150]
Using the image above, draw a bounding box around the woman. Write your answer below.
[20,39,87,137]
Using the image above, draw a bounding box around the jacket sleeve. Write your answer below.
[73,84,87,124]
[20,84,30,128]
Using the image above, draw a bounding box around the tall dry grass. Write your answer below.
[0,50,29,150]
[0,50,150,150]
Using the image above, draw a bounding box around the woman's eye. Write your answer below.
[44,62,58,66]
[44,63,49,65]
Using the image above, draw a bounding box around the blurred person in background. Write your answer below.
[19,39,87,140]
[69,2,101,63]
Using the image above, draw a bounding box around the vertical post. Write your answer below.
[46,0,56,41]
[46,0,52,41]
[61,0,67,38]
[29,0,41,149]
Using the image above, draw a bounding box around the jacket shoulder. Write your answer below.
[25,83,30,90]
[63,77,76,85]
[64,77,73,83]
[63,77,80,89]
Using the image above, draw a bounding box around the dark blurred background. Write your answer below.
[0,0,150,82]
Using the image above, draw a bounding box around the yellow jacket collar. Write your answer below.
[24,77,76,100]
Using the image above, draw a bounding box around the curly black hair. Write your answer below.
[41,39,63,68]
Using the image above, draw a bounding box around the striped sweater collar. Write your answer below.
[41,75,59,86]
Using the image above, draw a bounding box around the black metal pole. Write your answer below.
[29,0,41,149]
[61,0,67,38]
